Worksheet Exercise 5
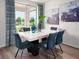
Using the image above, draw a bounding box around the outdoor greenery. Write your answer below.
[16,17,25,32]
[16,17,24,25]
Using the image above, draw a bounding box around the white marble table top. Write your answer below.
[17,29,59,42]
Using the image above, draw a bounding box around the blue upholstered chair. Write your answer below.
[14,33,34,59]
[42,26,57,42]
[56,30,64,53]
[51,27,57,30]
[39,32,57,59]
[22,27,30,32]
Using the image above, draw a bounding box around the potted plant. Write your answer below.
[38,16,46,31]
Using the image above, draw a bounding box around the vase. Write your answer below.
[31,24,36,33]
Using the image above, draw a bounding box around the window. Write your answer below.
[15,11,25,26]
[15,11,25,32]
[29,10,37,20]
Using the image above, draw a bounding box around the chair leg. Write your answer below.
[50,49,56,59]
[59,44,63,53]
[46,52,48,59]
[47,51,49,59]
[43,49,49,59]
[20,50,24,59]
[15,49,19,58]
[54,47,58,57]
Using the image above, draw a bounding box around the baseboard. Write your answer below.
[0,44,6,48]
[62,43,79,50]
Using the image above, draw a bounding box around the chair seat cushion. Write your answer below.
[39,41,47,49]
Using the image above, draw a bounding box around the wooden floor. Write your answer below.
[0,44,79,59]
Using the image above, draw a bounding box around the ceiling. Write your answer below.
[15,1,37,12]
[30,0,48,3]
[15,0,74,4]
[15,0,47,11]
[15,0,48,4]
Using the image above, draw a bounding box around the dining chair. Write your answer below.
[39,32,57,59]
[22,27,30,32]
[14,33,34,59]
[51,27,57,30]
[55,30,65,53]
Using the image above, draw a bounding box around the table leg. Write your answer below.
[27,40,39,56]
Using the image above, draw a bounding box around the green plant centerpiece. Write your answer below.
[38,16,46,31]
[30,17,36,33]
[30,17,35,26]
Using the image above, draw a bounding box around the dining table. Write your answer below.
[17,29,60,56]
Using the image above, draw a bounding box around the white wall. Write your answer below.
[60,22,79,48]
[45,0,79,48]
[0,0,6,47]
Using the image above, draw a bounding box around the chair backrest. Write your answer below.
[51,27,57,30]
[23,27,30,32]
[14,33,22,48]
[56,30,64,44]
[47,32,57,49]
